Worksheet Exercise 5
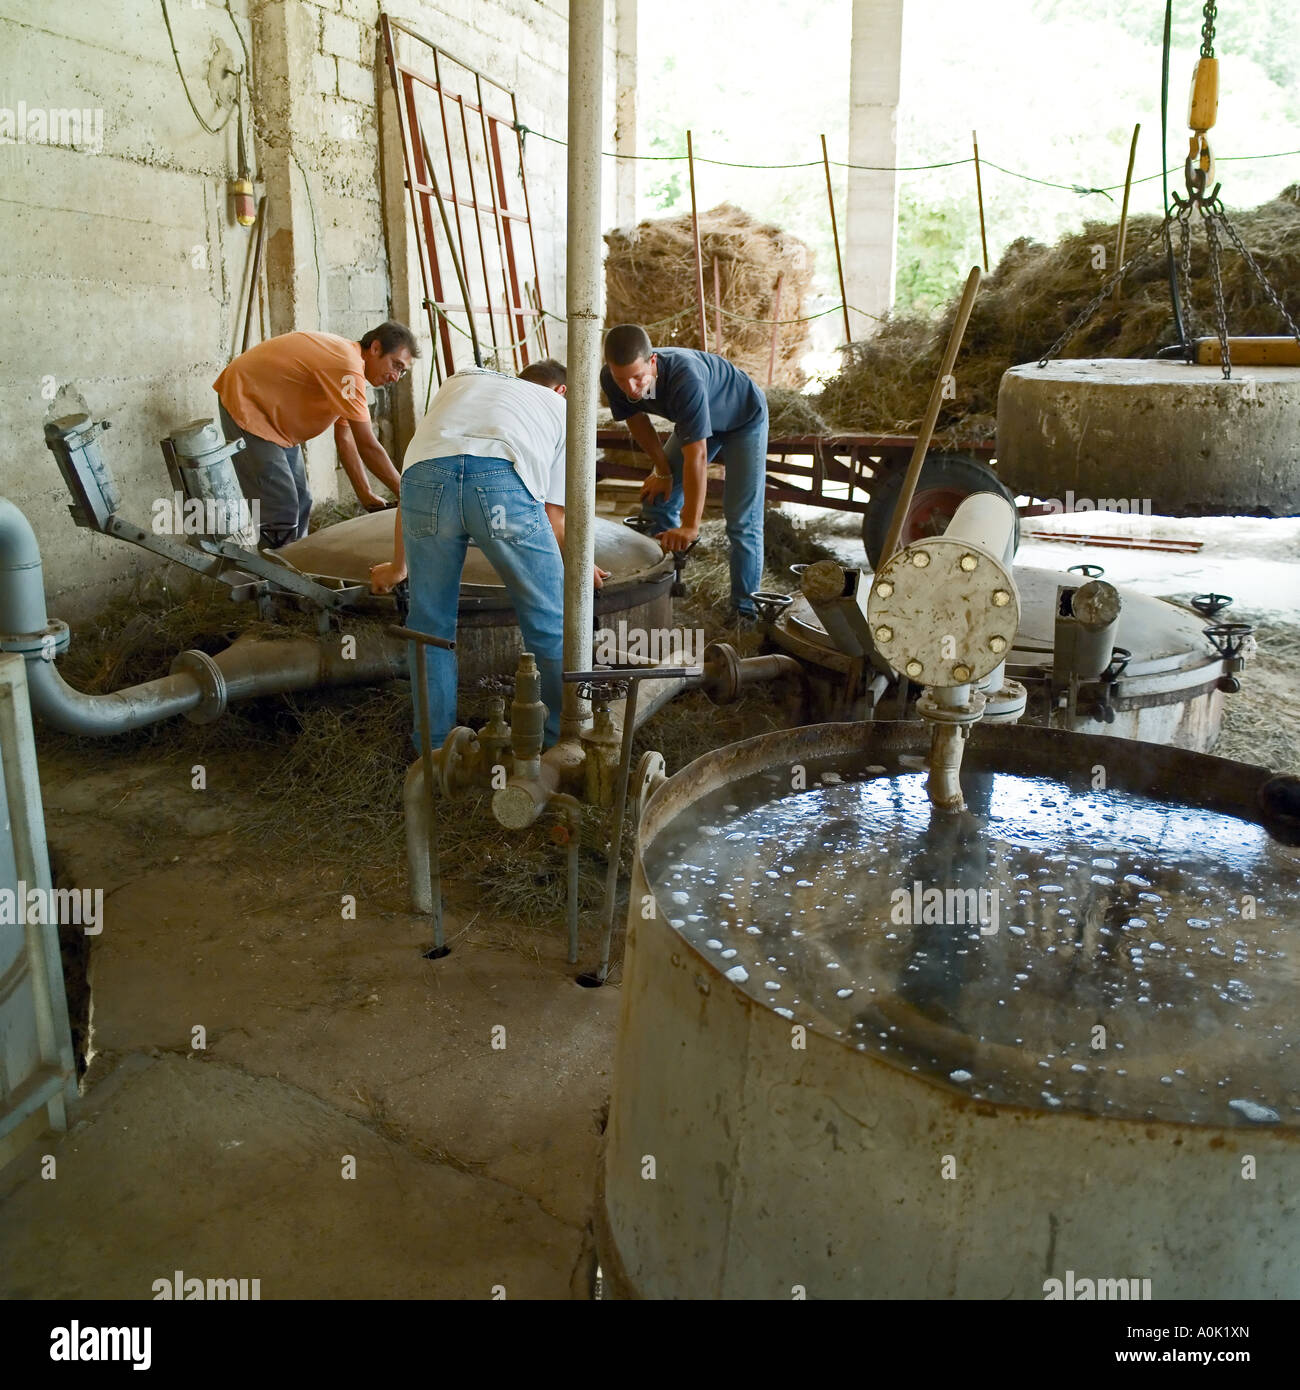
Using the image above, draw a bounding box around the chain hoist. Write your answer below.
[1041,0,1300,377]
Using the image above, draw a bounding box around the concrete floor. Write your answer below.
[0,748,615,1300]
[2,511,1295,1300]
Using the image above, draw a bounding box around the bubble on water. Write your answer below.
[1040,1092,1062,1108]
[724,965,749,984]
[671,891,690,905]
[723,803,739,813]
[725,832,745,842]
[669,919,685,928]
[773,1006,794,1019]
[701,826,722,837]
[820,772,842,785]
[1008,924,1026,937]
[704,938,723,951]
[835,988,854,999]
[720,948,738,960]
[763,980,781,991]
[1090,874,1115,886]
[1092,858,1118,869]
[745,926,762,936]
[1071,1063,1088,1073]
[1228,1098,1279,1123]
[950,1069,972,1083]
[796,879,814,888]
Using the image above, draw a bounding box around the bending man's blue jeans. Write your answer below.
[217,401,311,547]
[402,454,564,751]
[639,399,768,617]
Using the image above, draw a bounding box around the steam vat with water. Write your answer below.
[599,721,1300,1299]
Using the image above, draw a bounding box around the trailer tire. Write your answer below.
[862,453,1019,570]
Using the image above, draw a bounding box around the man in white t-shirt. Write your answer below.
[369,360,606,748]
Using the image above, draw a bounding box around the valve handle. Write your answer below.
[1069,563,1105,578]
[749,591,794,625]
[1191,592,1233,617]
[1104,646,1132,681]
[1204,622,1254,658]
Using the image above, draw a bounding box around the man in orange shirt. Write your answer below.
[213,321,418,547]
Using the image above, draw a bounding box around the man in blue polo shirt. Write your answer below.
[600,323,768,621]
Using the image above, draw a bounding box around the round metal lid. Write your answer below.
[278,510,672,590]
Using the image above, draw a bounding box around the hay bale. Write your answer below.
[765,386,828,437]
[817,184,1300,443]
[604,203,813,387]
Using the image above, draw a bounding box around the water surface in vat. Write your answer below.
[644,758,1300,1126]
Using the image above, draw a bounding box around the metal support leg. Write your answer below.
[389,625,455,955]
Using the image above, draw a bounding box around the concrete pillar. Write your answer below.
[845,0,904,339]
[249,2,326,336]
[614,0,638,227]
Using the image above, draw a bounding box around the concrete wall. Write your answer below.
[0,0,620,619]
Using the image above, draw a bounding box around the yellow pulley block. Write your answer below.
[1188,56,1219,134]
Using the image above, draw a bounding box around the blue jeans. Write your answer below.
[217,401,311,546]
[640,400,768,616]
[402,455,564,751]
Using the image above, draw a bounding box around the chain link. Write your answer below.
[1178,210,1197,353]
[1202,206,1232,377]
[1213,204,1300,346]
[1201,0,1217,58]
[1037,216,1171,366]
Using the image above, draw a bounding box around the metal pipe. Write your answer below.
[404,748,447,916]
[1,495,415,737]
[942,491,1017,566]
[562,0,604,737]
[0,497,53,635]
[551,792,584,964]
[927,722,967,813]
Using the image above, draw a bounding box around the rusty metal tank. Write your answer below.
[598,720,1300,1299]
[278,511,674,682]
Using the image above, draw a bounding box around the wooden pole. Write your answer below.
[880,265,983,565]
[1113,122,1141,300]
[686,130,708,351]
[240,195,268,355]
[972,130,989,272]
[767,272,784,386]
[712,258,723,354]
[820,133,852,344]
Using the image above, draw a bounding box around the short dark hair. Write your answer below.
[519,358,566,387]
[604,324,652,367]
[360,321,421,358]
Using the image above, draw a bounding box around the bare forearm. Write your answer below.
[335,429,370,497]
[680,443,708,529]
[626,414,668,470]
[545,502,565,551]
[360,441,402,496]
